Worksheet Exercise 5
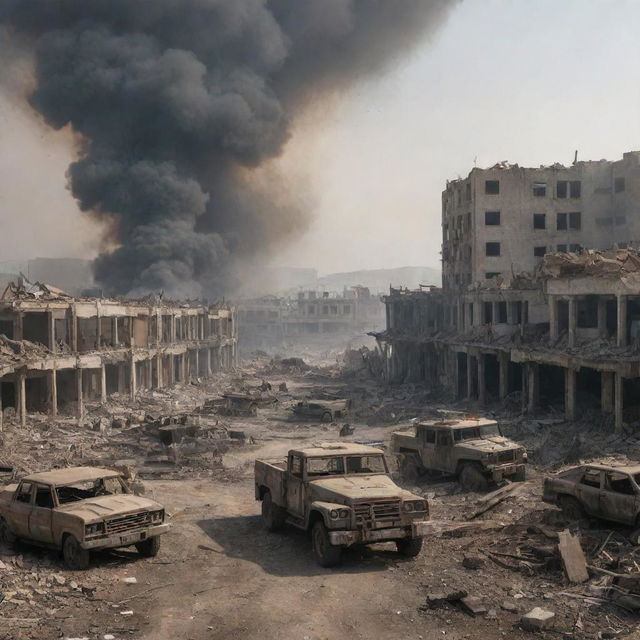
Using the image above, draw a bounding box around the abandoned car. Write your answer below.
[0,467,169,569]
[290,399,349,423]
[254,442,430,567]
[391,418,526,491]
[543,463,640,532]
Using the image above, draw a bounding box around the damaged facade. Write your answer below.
[375,152,640,432]
[0,280,237,429]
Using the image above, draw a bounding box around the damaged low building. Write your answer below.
[374,152,640,432]
[0,279,237,429]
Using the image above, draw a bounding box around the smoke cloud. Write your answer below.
[0,1,455,299]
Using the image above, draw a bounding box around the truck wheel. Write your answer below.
[396,536,423,558]
[321,412,333,423]
[262,491,285,532]
[63,535,90,570]
[0,517,16,546]
[136,536,161,557]
[559,495,586,520]
[400,456,421,484]
[459,464,488,492]
[312,521,342,567]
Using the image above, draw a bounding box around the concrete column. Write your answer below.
[477,355,486,405]
[617,295,628,347]
[601,371,614,413]
[498,353,509,399]
[181,353,187,382]
[50,368,58,418]
[113,317,119,346]
[206,348,212,377]
[117,363,126,393]
[95,306,101,350]
[474,301,483,327]
[565,368,576,421]
[14,311,24,341]
[129,355,137,400]
[466,354,474,400]
[48,311,56,351]
[146,358,153,389]
[597,298,607,339]
[76,368,83,422]
[527,363,539,413]
[71,305,78,352]
[492,302,500,325]
[157,312,163,347]
[100,364,107,404]
[156,353,163,389]
[549,296,558,341]
[17,372,26,428]
[615,372,624,432]
[568,298,577,347]
[195,349,200,378]
[506,302,516,326]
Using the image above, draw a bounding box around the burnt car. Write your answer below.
[290,399,349,423]
[543,463,640,531]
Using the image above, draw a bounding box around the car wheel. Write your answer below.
[559,495,586,520]
[262,491,285,532]
[459,464,489,492]
[396,536,423,558]
[0,517,16,547]
[136,536,161,557]
[321,412,333,423]
[63,535,90,570]
[312,521,342,567]
[400,456,421,484]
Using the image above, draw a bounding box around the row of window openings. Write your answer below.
[485,242,581,258]
[307,305,351,315]
[485,211,581,230]
[485,180,582,198]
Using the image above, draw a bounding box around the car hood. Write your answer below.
[56,495,162,521]
[309,474,416,502]
[454,436,522,453]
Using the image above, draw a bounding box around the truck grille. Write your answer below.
[354,500,401,524]
[106,512,150,535]
[497,451,514,463]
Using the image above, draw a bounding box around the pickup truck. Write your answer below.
[291,399,349,423]
[543,463,640,532]
[255,442,430,567]
[0,467,170,569]
[391,418,526,491]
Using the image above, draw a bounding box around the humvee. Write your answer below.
[391,418,526,491]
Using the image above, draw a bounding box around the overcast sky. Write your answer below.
[2,0,640,274]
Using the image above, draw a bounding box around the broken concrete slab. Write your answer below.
[521,607,555,631]
[460,596,487,617]
[558,529,588,583]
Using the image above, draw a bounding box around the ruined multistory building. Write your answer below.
[375,152,640,432]
[0,281,237,429]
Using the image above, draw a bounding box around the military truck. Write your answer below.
[0,467,170,569]
[254,442,430,567]
[391,418,526,491]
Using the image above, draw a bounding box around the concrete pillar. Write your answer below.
[498,353,509,399]
[48,311,56,351]
[156,353,163,389]
[549,296,558,341]
[71,305,78,352]
[206,348,212,377]
[100,364,107,403]
[617,295,628,347]
[565,368,576,421]
[117,363,126,394]
[50,368,58,418]
[181,353,187,382]
[113,317,119,346]
[477,355,486,405]
[129,355,137,400]
[157,312,163,347]
[474,301,483,327]
[492,302,499,325]
[597,298,607,339]
[17,372,26,428]
[171,315,176,343]
[568,298,577,347]
[527,363,539,413]
[76,368,83,422]
[95,307,101,350]
[506,301,516,326]
[615,372,624,432]
[146,358,153,389]
[195,349,200,378]
[466,354,474,400]
[601,371,614,413]
[14,311,24,341]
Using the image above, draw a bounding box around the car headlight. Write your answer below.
[330,508,350,519]
[150,510,164,523]
[403,501,414,512]
[85,522,104,536]
[403,500,427,513]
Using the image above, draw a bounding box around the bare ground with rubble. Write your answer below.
[1,352,639,639]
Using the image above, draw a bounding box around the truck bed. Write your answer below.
[254,459,287,505]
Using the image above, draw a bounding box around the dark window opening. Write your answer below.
[485,242,500,257]
[557,181,568,199]
[615,177,626,193]
[569,243,581,253]
[534,246,546,257]
[485,272,501,279]
[35,485,54,508]
[557,244,567,253]
[557,213,567,230]
[569,211,581,230]
[570,180,581,198]
[465,182,471,201]
[484,302,493,324]
[497,301,508,323]
[485,211,501,225]
[485,180,499,195]
[533,182,546,197]
[533,213,546,229]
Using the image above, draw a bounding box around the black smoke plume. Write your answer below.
[0,1,455,299]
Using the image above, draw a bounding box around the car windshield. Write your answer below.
[454,425,501,441]
[306,456,345,477]
[56,476,127,504]
[346,455,386,474]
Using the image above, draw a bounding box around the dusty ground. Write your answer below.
[1,356,639,639]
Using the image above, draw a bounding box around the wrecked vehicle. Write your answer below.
[543,463,640,530]
[254,443,430,567]
[391,418,526,491]
[217,393,258,416]
[0,467,169,569]
[291,399,349,423]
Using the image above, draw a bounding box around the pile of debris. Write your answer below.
[1,278,71,301]
[536,248,640,280]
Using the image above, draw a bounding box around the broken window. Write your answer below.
[570,181,581,198]
[605,471,635,495]
[485,211,500,225]
[615,177,626,193]
[423,429,436,444]
[557,244,567,253]
[581,469,601,488]
[465,182,471,201]
[16,482,32,504]
[35,485,54,509]
[557,213,567,230]
[569,243,581,253]
[534,246,546,257]
[533,182,546,197]
[485,242,500,257]
[485,180,499,195]
[569,211,581,230]
[533,213,546,229]
[306,456,344,477]
[485,272,500,279]
[484,302,493,323]
[557,181,568,198]
[497,301,507,323]
[330,305,338,315]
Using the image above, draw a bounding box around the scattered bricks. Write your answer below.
[460,596,487,617]
[423,589,467,609]
[521,607,555,631]
[462,555,485,570]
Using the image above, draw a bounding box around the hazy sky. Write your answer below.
[2,0,640,274]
